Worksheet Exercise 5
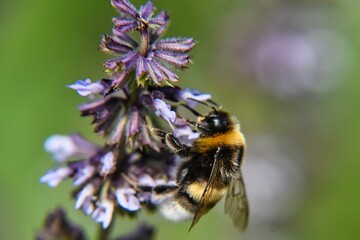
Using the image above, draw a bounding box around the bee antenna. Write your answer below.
[180,103,203,117]
[207,99,220,107]
[187,98,219,113]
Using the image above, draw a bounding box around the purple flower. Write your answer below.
[100,1,195,86]
[112,0,168,34]
[153,99,176,127]
[73,164,96,186]
[67,79,106,98]
[92,198,115,229]
[75,183,96,211]
[100,152,117,177]
[41,0,209,233]
[116,188,141,211]
[175,88,212,108]
[102,35,195,85]
[44,134,99,162]
[40,167,73,187]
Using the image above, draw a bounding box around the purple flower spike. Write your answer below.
[112,0,168,33]
[41,0,203,232]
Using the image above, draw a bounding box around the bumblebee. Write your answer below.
[150,108,249,231]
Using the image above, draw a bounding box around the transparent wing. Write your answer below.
[188,148,222,231]
[224,172,249,232]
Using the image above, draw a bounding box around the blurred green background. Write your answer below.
[1,0,360,239]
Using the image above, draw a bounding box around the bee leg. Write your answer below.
[150,127,191,157]
[152,184,178,204]
[153,185,178,194]
[164,134,192,157]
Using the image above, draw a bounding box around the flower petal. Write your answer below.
[112,17,138,33]
[115,188,141,211]
[75,184,96,209]
[92,198,115,229]
[101,35,133,53]
[154,50,191,68]
[153,99,176,126]
[40,167,73,187]
[67,79,106,98]
[151,60,179,82]
[100,152,116,177]
[140,1,155,20]
[155,37,196,52]
[73,164,96,186]
[119,51,140,71]
[79,97,123,134]
[44,134,99,162]
[111,0,138,18]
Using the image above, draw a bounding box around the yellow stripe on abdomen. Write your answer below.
[194,129,245,153]
[187,182,227,202]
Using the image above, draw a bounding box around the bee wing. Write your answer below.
[224,172,249,232]
[188,148,222,231]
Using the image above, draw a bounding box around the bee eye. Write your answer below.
[211,118,220,127]
[178,168,188,183]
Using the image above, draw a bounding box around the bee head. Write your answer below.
[196,110,232,135]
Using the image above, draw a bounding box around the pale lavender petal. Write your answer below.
[177,88,211,108]
[67,79,105,98]
[92,198,115,229]
[82,197,95,215]
[153,99,176,127]
[100,152,116,177]
[40,167,73,187]
[115,188,141,211]
[75,184,96,209]
[73,165,96,186]
[138,174,156,187]
[44,134,99,162]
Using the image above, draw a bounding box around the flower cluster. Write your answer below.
[41,0,211,232]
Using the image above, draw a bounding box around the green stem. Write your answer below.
[96,223,113,240]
